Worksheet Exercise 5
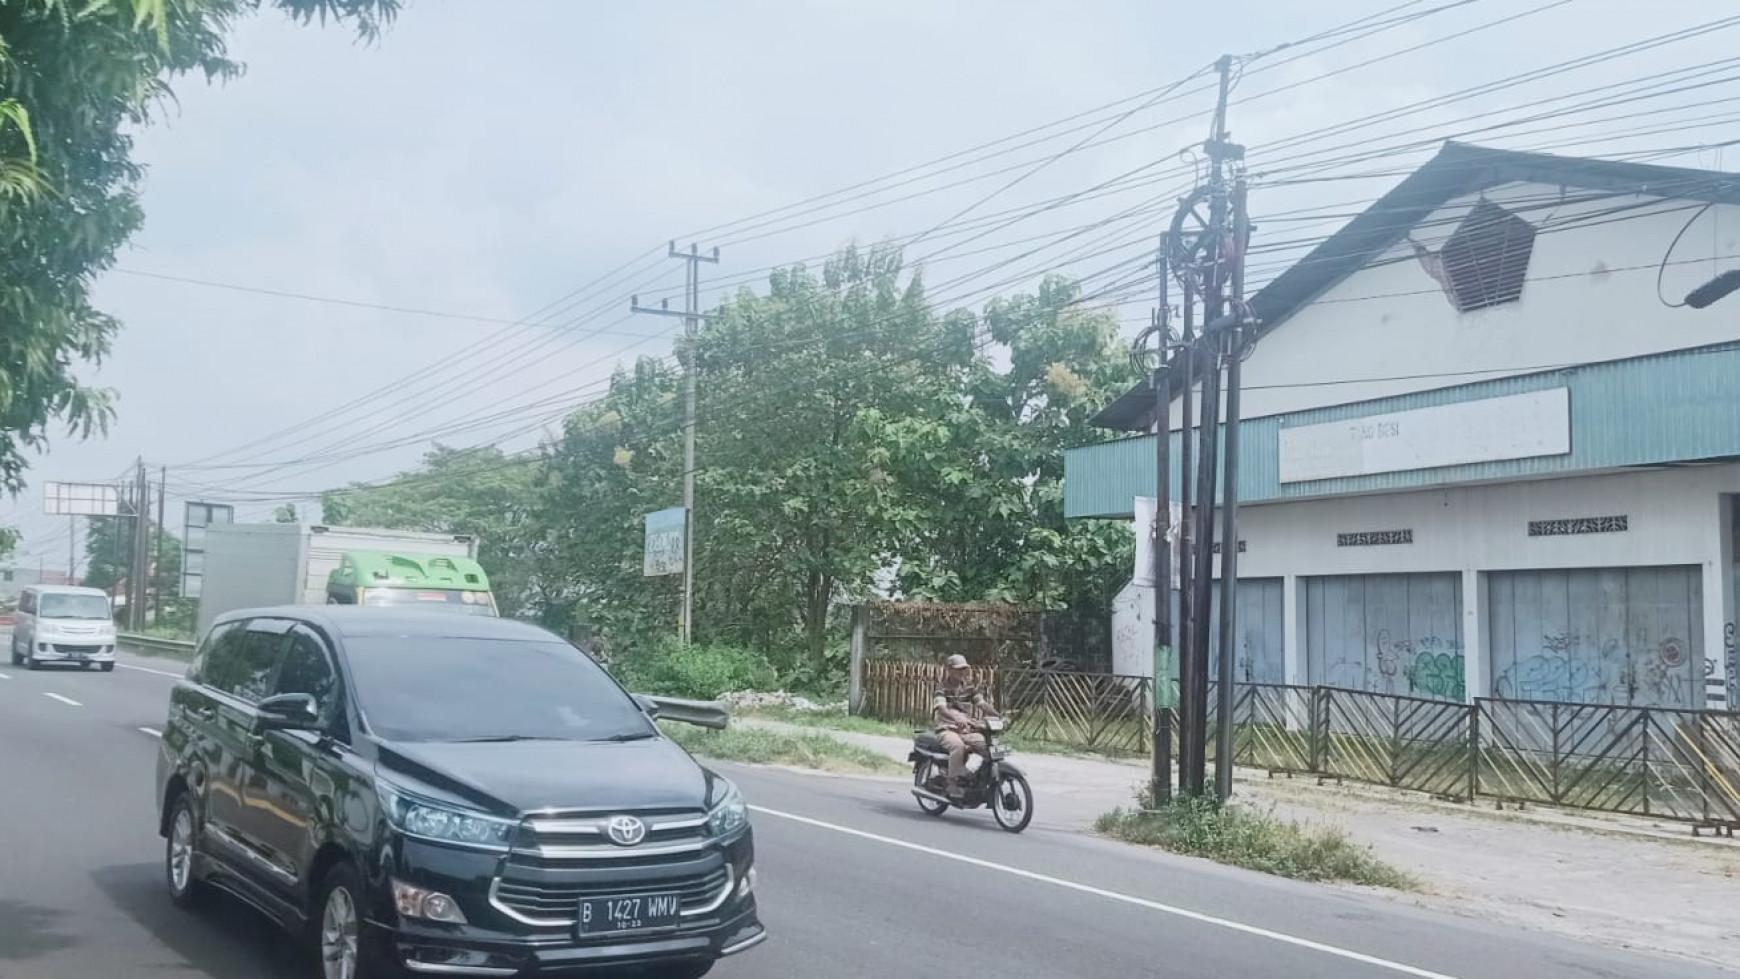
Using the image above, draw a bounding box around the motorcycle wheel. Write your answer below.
[913,759,949,816]
[991,772,1033,834]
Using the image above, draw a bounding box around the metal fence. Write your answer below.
[856,658,1740,830]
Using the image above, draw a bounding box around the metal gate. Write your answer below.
[1486,567,1702,709]
[1304,573,1465,700]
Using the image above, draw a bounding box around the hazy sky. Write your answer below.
[6,0,1738,569]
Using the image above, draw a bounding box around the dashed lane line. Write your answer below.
[139,726,162,738]
[44,692,82,707]
[117,662,184,679]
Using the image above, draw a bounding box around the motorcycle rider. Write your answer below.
[932,654,999,800]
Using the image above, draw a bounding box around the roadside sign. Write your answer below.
[182,501,233,598]
[643,507,686,577]
[43,481,121,516]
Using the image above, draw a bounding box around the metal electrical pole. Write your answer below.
[1169,54,1249,800]
[1175,276,1196,797]
[153,465,167,624]
[632,242,720,645]
[1213,177,1252,802]
[129,460,151,631]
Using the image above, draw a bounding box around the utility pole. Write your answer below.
[1142,234,1174,805]
[129,460,151,631]
[1175,275,1196,797]
[631,241,720,644]
[153,465,167,625]
[1168,54,1249,800]
[68,516,76,586]
[1213,176,1252,802]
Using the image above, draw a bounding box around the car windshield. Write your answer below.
[38,594,111,620]
[344,636,655,743]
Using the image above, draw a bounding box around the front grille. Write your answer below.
[53,644,103,654]
[521,809,710,859]
[492,865,730,922]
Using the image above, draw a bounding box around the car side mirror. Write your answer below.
[256,692,320,731]
[632,694,661,720]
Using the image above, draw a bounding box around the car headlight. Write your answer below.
[706,780,748,839]
[377,782,517,850]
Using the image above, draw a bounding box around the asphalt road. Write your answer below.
[0,642,1721,979]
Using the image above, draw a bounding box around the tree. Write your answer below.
[321,445,540,616]
[0,1,399,499]
[274,503,299,524]
[82,514,181,598]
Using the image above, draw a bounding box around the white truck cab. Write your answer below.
[10,585,118,672]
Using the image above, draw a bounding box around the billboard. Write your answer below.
[43,481,121,516]
[643,507,686,577]
[181,501,234,599]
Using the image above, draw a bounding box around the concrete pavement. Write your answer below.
[0,644,1729,979]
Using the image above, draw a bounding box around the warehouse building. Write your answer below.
[1068,143,1740,711]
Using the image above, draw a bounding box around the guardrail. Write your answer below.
[117,633,196,655]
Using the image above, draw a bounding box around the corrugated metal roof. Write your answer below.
[1066,343,1740,519]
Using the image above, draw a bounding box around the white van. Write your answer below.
[10,585,118,672]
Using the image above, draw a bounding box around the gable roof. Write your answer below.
[1090,141,1740,431]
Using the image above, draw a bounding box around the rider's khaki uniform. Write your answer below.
[932,681,992,786]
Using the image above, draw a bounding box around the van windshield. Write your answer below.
[38,594,111,620]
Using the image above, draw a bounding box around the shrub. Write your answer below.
[613,640,779,700]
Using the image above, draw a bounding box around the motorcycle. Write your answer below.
[908,715,1034,833]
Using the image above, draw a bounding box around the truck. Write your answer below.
[195,523,496,638]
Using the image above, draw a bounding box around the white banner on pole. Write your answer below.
[1133,496,1183,589]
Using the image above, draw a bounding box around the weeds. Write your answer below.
[1096,793,1417,891]
[662,722,905,776]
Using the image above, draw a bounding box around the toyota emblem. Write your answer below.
[605,815,647,847]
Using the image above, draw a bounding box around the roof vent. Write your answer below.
[1414,201,1537,313]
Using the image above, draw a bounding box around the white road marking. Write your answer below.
[0,671,10,680]
[118,662,184,679]
[44,693,82,707]
[139,726,162,738]
[749,805,1460,979]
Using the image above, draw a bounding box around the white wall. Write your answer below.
[1167,184,1740,430]
[1128,465,1739,704]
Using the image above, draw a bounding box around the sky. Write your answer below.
[5,0,1739,572]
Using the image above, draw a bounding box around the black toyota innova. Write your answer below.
[153,607,764,978]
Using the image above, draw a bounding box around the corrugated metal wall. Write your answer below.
[1305,573,1465,700]
[1487,567,1702,709]
[1066,343,1740,519]
[1207,577,1285,685]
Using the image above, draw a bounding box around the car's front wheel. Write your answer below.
[316,864,396,979]
[165,794,208,910]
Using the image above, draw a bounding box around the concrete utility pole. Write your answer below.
[1136,233,1175,805]
[1168,54,1251,801]
[153,465,166,625]
[632,242,720,644]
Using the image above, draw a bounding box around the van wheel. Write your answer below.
[100,661,115,673]
[657,963,715,979]
[8,640,20,666]
[165,794,209,909]
[315,863,397,979]
[24,651,39,670]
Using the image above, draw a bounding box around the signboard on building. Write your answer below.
[1133,496,1184,589]
[1278,387,1571,484]
[42,481,121,516]
[643,507,686,577]
[181,501,233,599]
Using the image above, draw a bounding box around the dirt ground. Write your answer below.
[739,717,1740,971]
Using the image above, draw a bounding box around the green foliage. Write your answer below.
[1095,794,1417,890]
[612,640,778,701]
[321,445,538,616]
[322,249,1143,686]
[273,503,299,524]
[660,721,904,775]
[0,0,398,496]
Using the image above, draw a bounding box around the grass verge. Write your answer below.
[743,705,1145,762]
[1096,794,1417,891]
[662,721,906,776]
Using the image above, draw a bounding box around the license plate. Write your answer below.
[577,893,682,936]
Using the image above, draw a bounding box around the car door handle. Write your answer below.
[246,733,266,751]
